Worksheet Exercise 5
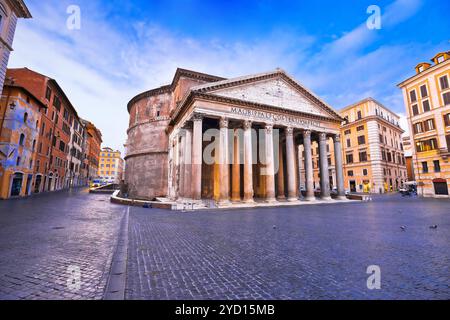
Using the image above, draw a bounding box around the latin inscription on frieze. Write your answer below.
[230,107,323,129]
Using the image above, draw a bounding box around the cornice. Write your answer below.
[341,115,404,134]
[170,92,342,127]
[191,71,342,120]
[397,58,450,88]
[124,150,168,160]
[126,85,172,113]
[126,68,225,113]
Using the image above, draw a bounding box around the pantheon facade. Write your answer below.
[125,68,346,206]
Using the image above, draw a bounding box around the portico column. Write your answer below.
[218,117,230,204]
[277,138,285,200]
[319,132,331,200]
[192,114,203,200]
[243,120,254,203]
[231,128,241,202]
[303,130,315,201]
[184,124,193,198]
[264,124,276,202]
[179,131,186,198]
[297,144,303,198]
[333,134,346,200]
[285,127,297,201]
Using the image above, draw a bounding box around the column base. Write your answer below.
[304,195,316,201]
[218,199,232,206]
[321,196,332,201]
[336,195,347,200]
[287,197,298,202]
[277,195,286,201]
[243,198,256,204]
[231,197,242,203]
[265,197,277,203]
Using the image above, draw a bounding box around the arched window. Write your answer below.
[24,112,28,124]
[19,133,25,146]
[32,140,36,151]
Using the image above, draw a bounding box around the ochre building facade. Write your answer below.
[398,51,450,197]
[125,68,347,205]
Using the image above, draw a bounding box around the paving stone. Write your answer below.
[0,189,124,300]
[125,194,450,300]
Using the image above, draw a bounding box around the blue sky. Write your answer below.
[9,0,450,152]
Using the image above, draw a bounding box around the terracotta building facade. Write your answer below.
[126,68,347,206]
[0,82,44,198]
[0,67,102,198]
[83,119,102,184]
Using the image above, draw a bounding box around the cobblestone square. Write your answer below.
[0,189,449,300]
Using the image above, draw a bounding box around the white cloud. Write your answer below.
[7,0,443,155]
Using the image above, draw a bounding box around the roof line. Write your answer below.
[340,97,402,119]
[127,68,225,112]
[397,57,450,87]
[3,83,47,109]
[7,67,79,118]
[188,69,342,120]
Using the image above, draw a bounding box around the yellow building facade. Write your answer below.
[398,51,450,197]
[98,147,124,184]
[299,98,407,194]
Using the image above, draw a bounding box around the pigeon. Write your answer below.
[429,225,438,229]
[400,226,406,231]
[273,225,277,230]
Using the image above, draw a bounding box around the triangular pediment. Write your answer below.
[193,71,341,120]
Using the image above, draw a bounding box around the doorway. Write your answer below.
[10,173,24,197]
[349,180,356,193]
[34,175,42,193]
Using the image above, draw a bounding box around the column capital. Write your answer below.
[243,120,252,130]
[265,123,274,134]
[183,121,193,130]
[219,117,229,129]
[285,127,294,136]
[303,130,311,139]
[178,129,187,137]
[319,132,327,141]
[333,134,341,143]
[192,113,204,122]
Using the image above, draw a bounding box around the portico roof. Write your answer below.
[171,69,343,125]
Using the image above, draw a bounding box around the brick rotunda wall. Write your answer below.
[125,91,171,200]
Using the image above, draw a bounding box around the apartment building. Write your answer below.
[398,51,450,197]
[0,67,102,197]
[98,147,124,184]
[299,97,407,194]
[0,81,46,198]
